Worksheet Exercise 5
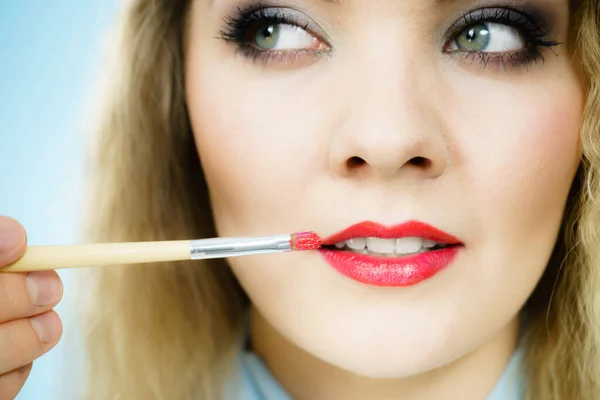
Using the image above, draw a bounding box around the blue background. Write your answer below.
[0,1,120,398]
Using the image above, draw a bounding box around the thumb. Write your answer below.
[0,217,27,267]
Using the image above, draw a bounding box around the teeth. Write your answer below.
[347,238,366,250]
[396,237,424,255]
[366,238,396,254]
[422,239,436,248]
[331,236,445,256]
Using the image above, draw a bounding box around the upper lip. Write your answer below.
[321,220,462,246]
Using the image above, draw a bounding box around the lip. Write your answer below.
[319,220,463,287]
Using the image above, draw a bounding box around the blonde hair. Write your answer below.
[80,0,600,399]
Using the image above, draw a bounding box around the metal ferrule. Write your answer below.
[189,234,292,260]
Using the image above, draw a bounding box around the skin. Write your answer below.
[0,216,63,398]
[185,0,583,398]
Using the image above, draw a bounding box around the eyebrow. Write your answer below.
[210,0,343,8]
[209,0,467,9]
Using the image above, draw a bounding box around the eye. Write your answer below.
[253,23,322,50]
[219,7,330,64]
[448,22,524,53]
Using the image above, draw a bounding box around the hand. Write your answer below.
[0,217,63,399]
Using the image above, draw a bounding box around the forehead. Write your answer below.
[205,0,574,15]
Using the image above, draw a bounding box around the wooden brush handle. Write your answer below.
[2,241,191,272]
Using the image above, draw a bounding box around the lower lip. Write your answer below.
[319,247,461,287]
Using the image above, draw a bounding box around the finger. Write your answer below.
[0,271,63,323]
[0,311,62,375]
[0,217,27,267]
[0,363,32,400]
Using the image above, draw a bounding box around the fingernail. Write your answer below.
[26,271,63,306]
[0,217,25,255]
[31,312,62,344]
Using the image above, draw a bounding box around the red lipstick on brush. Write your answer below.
[290,231,322,251]
[319,221,463,287]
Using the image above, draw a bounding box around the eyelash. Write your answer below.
[219,4,561,69]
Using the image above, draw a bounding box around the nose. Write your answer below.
[329,61,449,181]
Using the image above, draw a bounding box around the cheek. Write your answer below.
[478,117,576,219]
[453,73,583,236]
[185,61,325,234]
[444,72,583,309]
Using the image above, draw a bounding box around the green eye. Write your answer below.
[255,24,280,49]
[455,23,490,51]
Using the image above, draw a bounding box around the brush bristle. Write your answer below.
[290,231,322,251]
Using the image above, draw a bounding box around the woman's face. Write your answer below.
[185,0,583,378]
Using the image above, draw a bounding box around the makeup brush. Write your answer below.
[2,231,322,273]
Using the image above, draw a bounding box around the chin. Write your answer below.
[318,337,463,379]
[294,310,469,379]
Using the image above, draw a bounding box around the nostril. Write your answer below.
[347,156,366,169]
[409,157,429,167]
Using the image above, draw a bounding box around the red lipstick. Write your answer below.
[290,231,322,251]
[320,221,462,287]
